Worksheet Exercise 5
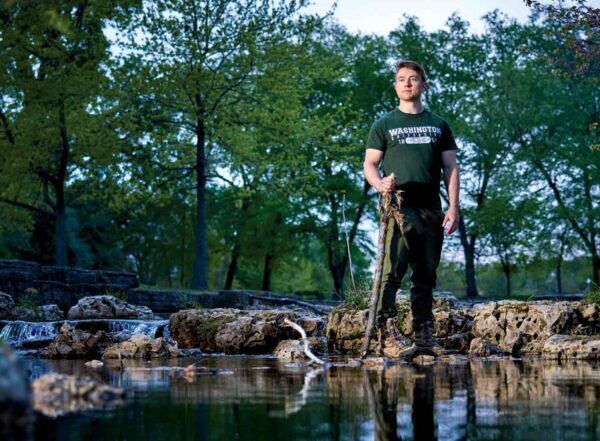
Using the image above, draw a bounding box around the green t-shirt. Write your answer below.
[366,108,457,209]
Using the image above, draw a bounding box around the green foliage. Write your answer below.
[341,284,370,311]
[1,2,598,299]
[15,294,40,315]
[585,284,600,306]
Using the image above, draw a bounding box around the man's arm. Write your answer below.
[364,148,395,193]
[441,150,460,235]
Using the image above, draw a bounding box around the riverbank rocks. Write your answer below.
[46,323,111,359]
[542,335,600,360]
[273,337,327,361]
[169,309,325,354]
[31,374,125,417]
[325,308,368,354]
[67,295,155,320]
[470,301,582,355]
[326,296,600,357]
[0,344,32,440]
[0,291,64,322]
[103,335,179,359]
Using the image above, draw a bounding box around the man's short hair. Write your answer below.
[395,60,427,82]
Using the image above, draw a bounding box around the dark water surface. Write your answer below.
[24,356,600,440]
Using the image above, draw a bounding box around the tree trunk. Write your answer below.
[191,110,208,289]
[502,263,511,297]
[54,204,67,267]
[54,101,70,267]
[458,216,478,297]
[556,260,563,294]
[261,252,273,291]
[224,243,240,290]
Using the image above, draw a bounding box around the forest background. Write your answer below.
[0,0,598,300]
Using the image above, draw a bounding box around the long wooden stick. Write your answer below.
[361,175,402,359]
[361,197,389,359]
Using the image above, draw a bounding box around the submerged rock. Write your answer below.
[67,295,155,320]
[170,309,324,354]
[273,337,326,361]
[0,344,32,440]
[102,334,179,359]
[31,374,125,418]
[46,323,112,359]
[468,337,508,357]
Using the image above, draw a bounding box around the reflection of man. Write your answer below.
[363,60,460,355]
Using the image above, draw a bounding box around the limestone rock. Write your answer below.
[0,292,15,320]
[325,308,368,354]
[46,323,111,359]
[39,304,64,321]
[543,334,600,360]
[102,334,179,359]
[67,295,154,320]
[273,340,306,361]
[169,309,317,354]
[273,337,326,361]
[0,344,32,440]
[10,306,37,322]
[32,374,125,417]
[468,337,508,357]
[470,300,580,355]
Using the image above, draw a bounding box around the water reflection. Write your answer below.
[26,356,600,440]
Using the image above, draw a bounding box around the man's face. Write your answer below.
[394,67,428,102]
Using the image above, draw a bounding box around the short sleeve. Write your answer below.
[366,120,386,151]
[439,120,458,152]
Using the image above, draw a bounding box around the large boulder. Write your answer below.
[470,300,580,355]
[169,309,322,354]
[0,345,32,441]
[102,334,179,359]
[67,295,154,320]
[46,323,112,359]
[31,374,125,418]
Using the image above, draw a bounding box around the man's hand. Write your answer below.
[442,206,459,235]
[378,175,396,194]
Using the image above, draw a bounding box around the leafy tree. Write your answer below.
[114,0,319,289]
[0,0,139,266]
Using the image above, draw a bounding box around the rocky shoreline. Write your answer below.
[2,291,599,361]
[2,288,600,439]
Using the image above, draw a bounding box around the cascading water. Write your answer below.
[0,319,170,348]
[108,320,170,340]
[0,321,60,346]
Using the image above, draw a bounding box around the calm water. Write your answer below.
[22,355,600,441]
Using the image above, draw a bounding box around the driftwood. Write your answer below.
[361,176,404,359]
[283,318,326,365]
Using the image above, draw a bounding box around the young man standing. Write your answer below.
[363,60,460,355]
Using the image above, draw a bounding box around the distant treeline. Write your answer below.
[0,1,598,298]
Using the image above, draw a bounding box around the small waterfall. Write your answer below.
[0,319,170,348]
[0,321,59,345]
[107,320,169,340]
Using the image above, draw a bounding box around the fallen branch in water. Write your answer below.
[283,318,326,365]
